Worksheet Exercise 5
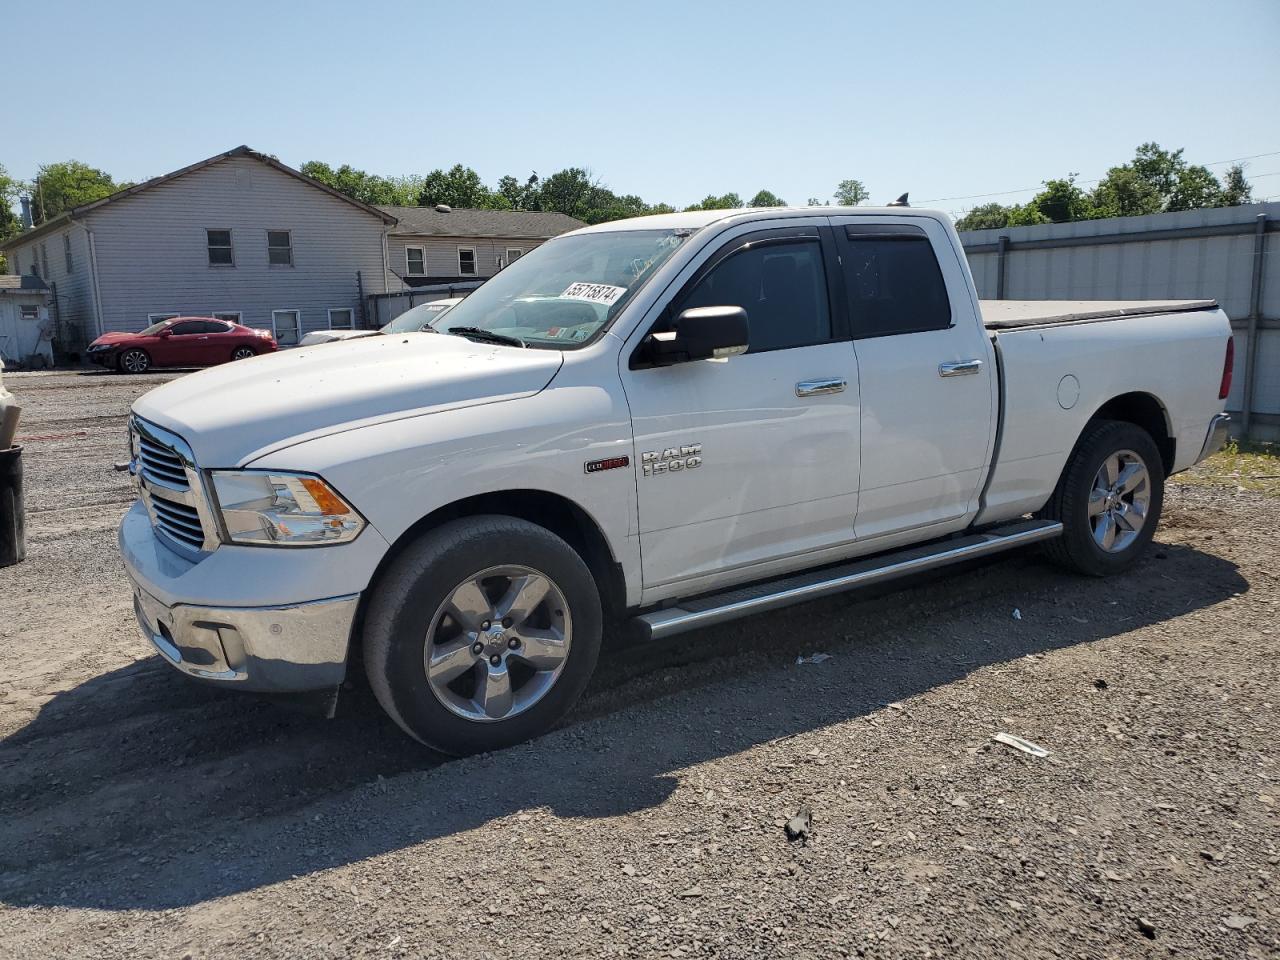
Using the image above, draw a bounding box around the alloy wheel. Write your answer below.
[1088,449,1150,553]
[424,565,572,722]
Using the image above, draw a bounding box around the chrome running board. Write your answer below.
[634,518,1063,641]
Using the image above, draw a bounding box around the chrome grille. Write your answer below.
[130,417,217,555]
[137,434,188,488]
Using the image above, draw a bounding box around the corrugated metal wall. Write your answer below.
[960,202,1280,440]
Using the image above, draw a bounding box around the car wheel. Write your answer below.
[231,346,257,361]
[117,349,151,374]
[363,515,603,755]
[1037,419,1165,577]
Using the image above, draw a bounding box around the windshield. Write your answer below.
[139,320,173,336]
[434,229,687,349]
[380,301,456,334]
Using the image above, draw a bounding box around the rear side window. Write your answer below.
[169,321,203,335]
[678,238,831,353]
[838,225,951,337]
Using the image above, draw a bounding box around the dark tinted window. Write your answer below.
[202,321,233,334]
[679,239,830,353]
[169,321,204,336]
[839,228,950,337]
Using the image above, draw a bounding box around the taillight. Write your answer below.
[1219,336,1234,400]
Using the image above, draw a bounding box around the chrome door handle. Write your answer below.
[796,378,846,397]
[939,359,983,378]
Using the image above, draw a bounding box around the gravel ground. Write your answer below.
[0,369,1276,959]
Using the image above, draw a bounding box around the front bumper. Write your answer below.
[120,499,388,692]
[131,583,358,691]
[1197,413,1232,463]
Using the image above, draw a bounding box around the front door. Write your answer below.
[620,223,861,596]
[828,216,995,540]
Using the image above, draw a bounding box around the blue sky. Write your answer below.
[7,0,1280,215]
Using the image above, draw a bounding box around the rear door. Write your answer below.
[828,216,995,540]
[620,222,862,595]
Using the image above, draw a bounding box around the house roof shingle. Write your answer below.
[380,206,584,240]
[0,275,50,293]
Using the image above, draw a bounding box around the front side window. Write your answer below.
[677,238,832,353]
[169,321,205,336]
[267,230,293,266]
[207,229,234,266]
[144,314,179,332]
[435,229,687,350]
[406,247,425,276]
[457,247,476,276]
[838,227,951,337]
[328,308,354,330]
[272,309,300,345]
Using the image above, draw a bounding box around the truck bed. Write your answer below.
[980,299,1218,331]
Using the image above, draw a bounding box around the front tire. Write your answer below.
[363,516,603,755]
[117,348,150,374]
[1038,419,1164,576]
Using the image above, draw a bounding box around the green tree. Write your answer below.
[806,197,831,207]
[1029,175,1095,223]
[684,193,743,211]
[497,173,541,210]
[1220,164,1252,206]
[834,179,870,206]
[417,164,495,208]
[1168,164,1222,212]
[954,202,1012,231]
[30,161,124,224]
[1090,164,1163,218]
[300,161,418,205]
[749,189,785,207]
[0,164,21,273]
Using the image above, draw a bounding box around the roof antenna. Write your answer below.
[887,193,910,207]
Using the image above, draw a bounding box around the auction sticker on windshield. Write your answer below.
[562,282,627,306]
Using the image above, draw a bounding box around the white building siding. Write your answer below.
[387,235,546,288]
[6,228,97,345]
[87,156,390,338]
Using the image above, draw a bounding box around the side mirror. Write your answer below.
[647,306,749,365]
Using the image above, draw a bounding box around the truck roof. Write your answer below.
[568,206,950,234]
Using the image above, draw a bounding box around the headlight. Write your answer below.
[209,471,365,546]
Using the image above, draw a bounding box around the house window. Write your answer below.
[506,248,523,264]
[213,311,242,324]
[64,233,74,273]
[267,230,293,267]
[272,309,301,346]
[206,229,234,266]
[458,247,476,276]
[406,246,425,276]
[328,308,354,330]
[20,305,38,321]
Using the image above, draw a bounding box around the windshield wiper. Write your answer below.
[445,326,527,348]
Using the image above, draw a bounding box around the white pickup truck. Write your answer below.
[121,206,1233,754]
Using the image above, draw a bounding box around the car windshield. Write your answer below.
[433,229,687,349]
[139,320,173,336]
[380,301,456,334]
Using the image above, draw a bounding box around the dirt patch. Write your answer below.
[0,371,1276,959]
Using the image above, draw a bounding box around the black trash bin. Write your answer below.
[0,445,24,567]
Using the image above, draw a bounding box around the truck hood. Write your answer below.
[131,333,564,466]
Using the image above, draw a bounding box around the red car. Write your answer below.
[87,316,278,373]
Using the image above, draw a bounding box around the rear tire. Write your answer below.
[1037,419,1164,576]
[117,348,150,374]
[363,516,603,755]
[231,346,257,361]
